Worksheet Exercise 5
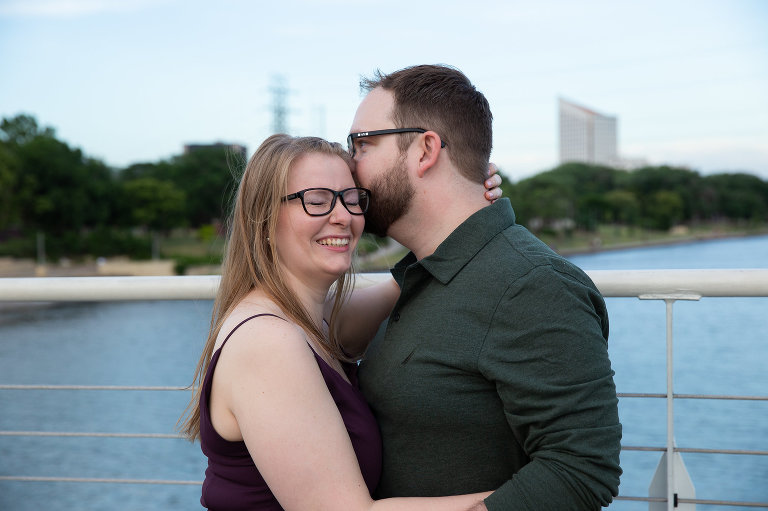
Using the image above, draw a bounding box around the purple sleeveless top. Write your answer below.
[199,314,382,510]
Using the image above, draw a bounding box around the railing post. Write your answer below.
[641,293,700,510]
[665,299,676,511]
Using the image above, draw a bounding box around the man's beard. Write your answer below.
[363,155,414,238]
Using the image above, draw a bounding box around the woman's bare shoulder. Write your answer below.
[216,297,308,363]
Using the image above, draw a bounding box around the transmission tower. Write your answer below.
[270,75,289,134]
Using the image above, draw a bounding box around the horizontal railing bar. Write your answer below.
[6,386,766,402]
[616,496,768,508]
[588,269,768,297]
[615,496,666,502]
[0,384,188,391]
[618,392,768,401]
[678,498,768,508]
[0,431,183,439]
[5,430,765,457]
[677,447,768,456]
[2,270,768,302]
[674,393,768,401]
[0,275,222,302]
[621,446,768,456]
[0,476,201,485]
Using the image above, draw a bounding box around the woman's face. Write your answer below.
[275,153,365,287]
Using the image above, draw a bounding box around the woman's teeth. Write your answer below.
[318,238,349,247]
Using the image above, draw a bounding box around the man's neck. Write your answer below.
[389,181,490,261]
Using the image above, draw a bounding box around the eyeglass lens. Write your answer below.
[302,188,369,216]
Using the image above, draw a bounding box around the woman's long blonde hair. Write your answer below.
[179,134,356,441]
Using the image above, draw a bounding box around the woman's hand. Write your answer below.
[484,163,503,202]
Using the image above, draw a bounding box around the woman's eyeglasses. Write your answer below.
[282,187,371,216]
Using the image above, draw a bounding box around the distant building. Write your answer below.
[558,98,618,166]
[184,142,248,161]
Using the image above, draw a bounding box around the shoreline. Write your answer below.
[553,229,768,257]
[1,229,767,279]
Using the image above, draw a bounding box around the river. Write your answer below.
[1,235,767,510]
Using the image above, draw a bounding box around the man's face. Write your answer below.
[349,88,415,237]
[361,153,414,237]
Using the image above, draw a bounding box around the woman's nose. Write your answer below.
[328,198,352,225]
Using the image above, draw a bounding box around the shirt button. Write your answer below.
[392,312,401,322]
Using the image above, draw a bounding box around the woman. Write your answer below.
[180,134,500,510]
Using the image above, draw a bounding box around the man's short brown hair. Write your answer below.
[361,64,493,183]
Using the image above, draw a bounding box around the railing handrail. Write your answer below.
[1,269,768,302]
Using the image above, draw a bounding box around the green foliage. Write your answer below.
[0,143,20,229]
[0,114,55,144]
[1,117,115,234]
[357,234,389,256]
[702,173,768,221]
[646,190,685,230]
[0,229,152,260]
[120,177,186,231]
[167,147,241,227]
[2,113,767,261]
[499,161,768,234]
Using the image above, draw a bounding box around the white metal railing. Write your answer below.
[1,270,767,510]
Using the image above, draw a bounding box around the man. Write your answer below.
[349,65,622,510]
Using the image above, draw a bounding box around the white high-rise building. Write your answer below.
[559,98,618,166]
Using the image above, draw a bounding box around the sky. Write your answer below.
[1,0,767,182]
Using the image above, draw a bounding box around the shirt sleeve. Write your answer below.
[478,264,622,511]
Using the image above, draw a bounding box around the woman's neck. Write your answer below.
[282,272,331,331]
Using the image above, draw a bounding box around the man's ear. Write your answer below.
[416,131,443,178]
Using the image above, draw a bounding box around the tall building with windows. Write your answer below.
[559,98,618,166]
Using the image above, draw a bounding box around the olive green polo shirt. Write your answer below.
[358,199,621,510]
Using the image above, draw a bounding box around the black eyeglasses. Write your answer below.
[347,128,446,157]
[282,187,371,216]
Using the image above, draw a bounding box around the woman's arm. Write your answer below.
[217,319,492,511]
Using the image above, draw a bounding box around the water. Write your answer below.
[1,235,767,510]
[569,236,768,508]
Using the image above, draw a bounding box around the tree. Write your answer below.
[647,190,684,230]
[0,114,55,145]
[626,166,703,222]
[13,136,113,234]
[0,143,20,230]
[167,147,239,227]
[604,189,640,226]
[703,173,768,222]
[121,178,186,232]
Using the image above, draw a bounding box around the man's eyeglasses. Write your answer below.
[347,128,446,157]
[282,187,371,216]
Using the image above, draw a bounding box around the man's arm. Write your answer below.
[479,264,622,511]
[327,277,400,357]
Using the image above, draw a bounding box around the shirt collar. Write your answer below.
[391,198,517,285]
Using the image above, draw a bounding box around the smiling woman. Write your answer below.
[176,133,496,510]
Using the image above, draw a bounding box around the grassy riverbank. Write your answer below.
[1,222,767,277]
[536,222,768,256]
